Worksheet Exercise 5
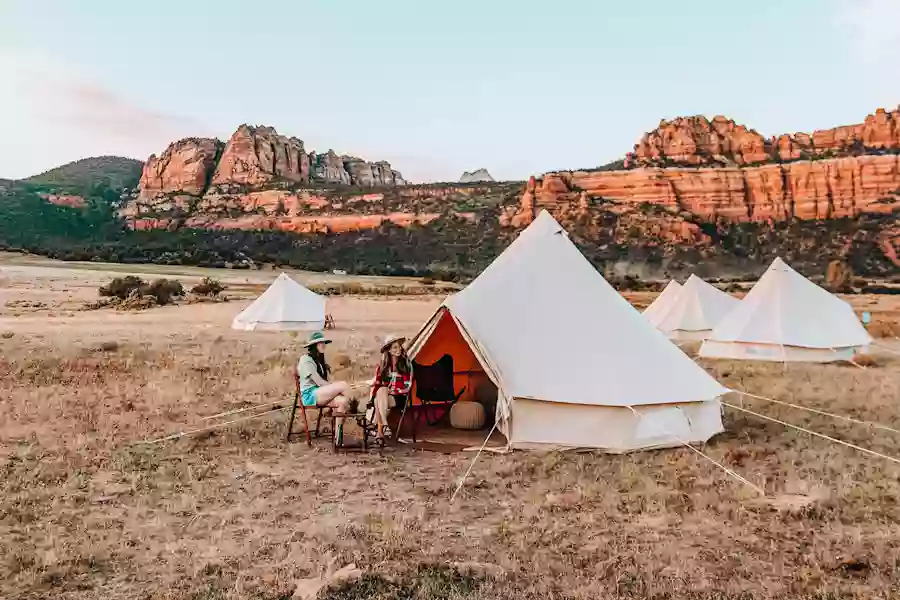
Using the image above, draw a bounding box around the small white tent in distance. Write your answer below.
[647,274,739,340]
[642,280,681,324]
[232,272,326,331]
[699,257,872,362]
[407,210,729,453]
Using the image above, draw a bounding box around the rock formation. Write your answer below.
[633,115,769,166]
[124,107,900,273]
[137,124,405,201]
[507,106,900,269]
[140,138,223,196]
[211,125,308,187]
[460,169,495,183]
[518,155,900,223]
[632,107,900,167]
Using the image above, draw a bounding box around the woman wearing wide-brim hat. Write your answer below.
[369,333,413,443]
[297,331,351,420]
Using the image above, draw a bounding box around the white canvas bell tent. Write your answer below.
[407,210,729,452]
[647,274,739,340]
[231,272,326,331]
[699,257,872,362]
[642,279,681,324]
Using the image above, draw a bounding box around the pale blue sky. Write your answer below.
[1,0,898,181]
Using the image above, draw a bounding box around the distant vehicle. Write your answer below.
[332,269,347,276]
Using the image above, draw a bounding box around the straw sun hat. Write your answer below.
[380,333,406,353]
[302,331,332,348]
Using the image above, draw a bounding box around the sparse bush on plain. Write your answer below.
[98,276,184,306]
[144,279,184,305]
[191,277,226,297]
[99,275,145,299]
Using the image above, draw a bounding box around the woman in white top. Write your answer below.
[297,332,350,418]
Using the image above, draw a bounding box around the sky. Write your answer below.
[1,0,899,182]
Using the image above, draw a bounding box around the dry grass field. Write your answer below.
[2,256,900,599]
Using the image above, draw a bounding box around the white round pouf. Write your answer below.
[450,401,486,430]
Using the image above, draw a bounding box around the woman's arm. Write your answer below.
[370,364,383,399]
[310,370,329,387]
[302,355,330,387]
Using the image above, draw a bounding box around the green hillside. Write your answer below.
[24,156,143,194]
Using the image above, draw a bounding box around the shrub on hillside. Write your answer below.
[191,277,226,296]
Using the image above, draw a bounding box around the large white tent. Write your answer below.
[699,257,871,362]
[647,274,739,340]
[231,272,326,331]
[408,210,728,452]
[642,280,681,324]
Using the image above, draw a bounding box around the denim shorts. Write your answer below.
[301,386,318,407]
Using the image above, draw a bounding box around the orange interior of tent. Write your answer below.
[411,310,487,405]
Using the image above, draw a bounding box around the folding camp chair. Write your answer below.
[395,354,466,442]
[285,372,332,446]
[330,403,372,453]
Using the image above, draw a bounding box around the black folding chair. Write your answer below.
[395,354,466,442]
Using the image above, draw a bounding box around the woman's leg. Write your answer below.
[315,382,351,428]
[374,387,390,437]
[315,382,349,408]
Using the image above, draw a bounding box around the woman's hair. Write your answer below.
[308,344,330,380]
[379,344,411,379]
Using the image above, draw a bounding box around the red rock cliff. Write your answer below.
[522,107,900,223]
[522,155,900,222]
[514,107,900,266]
[139,138,223,196]
[211,125,309,187]
[633,107,900,167]
[136,124,405,201]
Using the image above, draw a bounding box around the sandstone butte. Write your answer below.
[127,108,900,263]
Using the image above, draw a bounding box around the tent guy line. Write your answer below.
[872,342,900,357]
[628,405,765,496]
[723,401,900,467]
[450,420,500,503]
[137,406,288,445]
[734,390,900,437]
[200,402,286,421]
[198,381,371,421]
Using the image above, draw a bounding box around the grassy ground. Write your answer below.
[2,264,900,599]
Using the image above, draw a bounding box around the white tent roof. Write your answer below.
[642,280,681,323]
[649,274,739,335]
[415,210,728,407]
[703,257,871,349]
[231,272,326,331]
